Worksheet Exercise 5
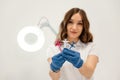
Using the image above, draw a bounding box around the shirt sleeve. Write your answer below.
[87,42,99,57]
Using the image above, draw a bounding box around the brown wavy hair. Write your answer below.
[55,8,93,44]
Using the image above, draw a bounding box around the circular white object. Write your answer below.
[17,26,45,52]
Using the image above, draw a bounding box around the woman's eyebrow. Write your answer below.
[78,20,83,23]
[69,19,82,23]
[69,19,73,21]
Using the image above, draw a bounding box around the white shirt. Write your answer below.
[46,40,98,80]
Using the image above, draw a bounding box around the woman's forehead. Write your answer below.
[70,13,82,22]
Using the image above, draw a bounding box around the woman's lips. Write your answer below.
[70,31,77,34]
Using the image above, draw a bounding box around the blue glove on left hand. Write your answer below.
[62,48,83,68]
[50,53,65,72]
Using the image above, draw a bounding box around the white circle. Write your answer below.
[17,26,45,52]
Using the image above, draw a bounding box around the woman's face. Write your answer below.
[67,13,83,42]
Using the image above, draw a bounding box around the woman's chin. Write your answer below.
[68,36,78,41]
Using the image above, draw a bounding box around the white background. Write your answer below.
[0,0,120,80]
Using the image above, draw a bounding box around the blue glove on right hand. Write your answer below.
[50,53,65,72]
[62,48,83,68]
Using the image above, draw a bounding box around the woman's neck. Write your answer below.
[67,38,79,43]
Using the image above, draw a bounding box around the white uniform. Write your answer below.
[46,40,98,80]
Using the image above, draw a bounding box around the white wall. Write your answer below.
[0,0,120,80]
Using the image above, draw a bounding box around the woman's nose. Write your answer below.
[72,24,77,29]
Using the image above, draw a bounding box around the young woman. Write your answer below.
[47,7,99,80]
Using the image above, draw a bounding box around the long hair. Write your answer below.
[55,8,93,44]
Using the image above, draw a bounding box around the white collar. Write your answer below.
[74,40,86,48]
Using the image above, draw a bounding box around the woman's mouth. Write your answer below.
[70,31,77,34]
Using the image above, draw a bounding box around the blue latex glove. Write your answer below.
[50,53,65,72]
[62,48,83,68]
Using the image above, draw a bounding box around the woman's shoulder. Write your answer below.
[86,41,96,47]
[77,40,96,48]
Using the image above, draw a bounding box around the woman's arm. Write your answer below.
[47,58,61,80]
[78,55,99,79]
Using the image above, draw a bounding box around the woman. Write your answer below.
[47,7,99,80]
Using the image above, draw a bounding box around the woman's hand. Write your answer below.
[62,48,83,68]
[50,53,65,72]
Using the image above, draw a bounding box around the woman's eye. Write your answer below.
[68,21,73,24]
[78,23,83,25]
